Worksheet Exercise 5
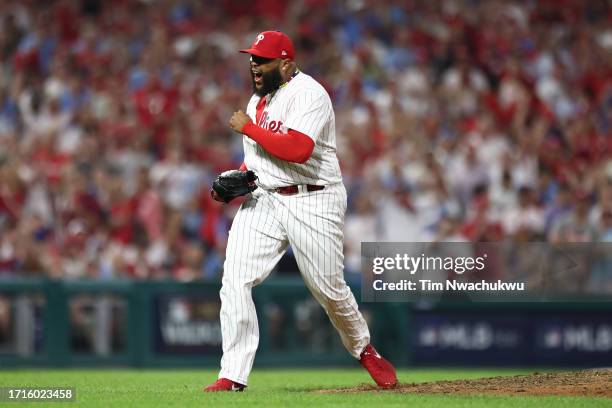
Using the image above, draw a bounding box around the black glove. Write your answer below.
[211,170,258,203]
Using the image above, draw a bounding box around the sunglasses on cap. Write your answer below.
[250,55,277,65]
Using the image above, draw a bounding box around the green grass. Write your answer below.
[0,368,609,407]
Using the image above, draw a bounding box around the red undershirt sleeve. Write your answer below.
[241,123,315,164]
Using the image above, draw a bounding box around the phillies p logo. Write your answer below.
[255,34,264,45]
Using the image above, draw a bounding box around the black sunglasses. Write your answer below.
[251,55,276,65]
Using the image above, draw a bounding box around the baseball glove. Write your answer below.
[211,170,258,203]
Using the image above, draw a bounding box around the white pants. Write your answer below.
[218,183,370,385]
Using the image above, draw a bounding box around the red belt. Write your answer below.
[275,184,325,195]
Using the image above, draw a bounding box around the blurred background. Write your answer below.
[0,0,610,368]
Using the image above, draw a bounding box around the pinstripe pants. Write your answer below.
[218,183,370,385]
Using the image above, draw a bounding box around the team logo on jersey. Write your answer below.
[267,120,283,132]
[255,34,264,45]
[257,111,283,133]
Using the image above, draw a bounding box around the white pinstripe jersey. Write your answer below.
[243,72,342,189]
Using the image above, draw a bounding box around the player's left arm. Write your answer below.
[229,111,315,164]
[282,90,330,144]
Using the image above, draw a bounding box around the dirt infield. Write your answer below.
[319,369,612,397]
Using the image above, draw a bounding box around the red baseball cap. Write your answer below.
[239,31,295,60]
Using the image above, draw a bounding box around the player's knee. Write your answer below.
[313,284,352,307]
[221,279,250,295]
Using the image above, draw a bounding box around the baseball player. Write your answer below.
[204,31,397,392]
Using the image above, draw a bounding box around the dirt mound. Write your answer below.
[319,369,612,397]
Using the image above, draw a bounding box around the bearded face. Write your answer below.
[250,57,283,97]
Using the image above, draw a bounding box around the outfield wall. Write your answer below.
[0,279,610,368]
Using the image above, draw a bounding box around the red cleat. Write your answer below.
[203,378,246,392]
[359,344,398,389]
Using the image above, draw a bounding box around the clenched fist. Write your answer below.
[229,110,253,133]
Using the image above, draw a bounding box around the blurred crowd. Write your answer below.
[0,0,610,281]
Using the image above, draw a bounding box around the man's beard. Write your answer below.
[252,68,283,97]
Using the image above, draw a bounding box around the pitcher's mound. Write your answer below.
[319,369,612,397]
